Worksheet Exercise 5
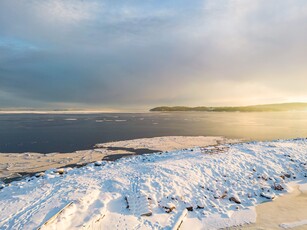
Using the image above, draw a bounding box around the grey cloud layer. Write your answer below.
[0,0,307,109]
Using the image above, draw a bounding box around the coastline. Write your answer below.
[0,136,235,182]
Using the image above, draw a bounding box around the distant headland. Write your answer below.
[150,103,307,112]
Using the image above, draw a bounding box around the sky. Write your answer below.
[0,0,307,111]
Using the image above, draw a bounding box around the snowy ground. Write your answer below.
[0,136,230,179]
[0,138,306,229]
[95,136,232,152]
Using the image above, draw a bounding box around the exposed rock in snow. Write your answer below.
[35,172,45,178]
[159,198,176,213]
[260,192,276,200]
[273,183,284,191]
[229,194,242,204]
[54,168,65,175]
[94,161,104,166]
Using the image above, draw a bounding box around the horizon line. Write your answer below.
[1,102,307,114]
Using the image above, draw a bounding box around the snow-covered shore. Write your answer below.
[0,136,231,180]
[0,138,306,229]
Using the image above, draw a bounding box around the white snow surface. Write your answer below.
[0,138,307,230]
[95,136,231,151]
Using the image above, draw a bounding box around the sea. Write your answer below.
[0,111,307,153]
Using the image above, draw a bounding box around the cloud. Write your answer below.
[39,0,100,23]
[0,0,307,109]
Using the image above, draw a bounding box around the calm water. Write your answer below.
[0,112,307,153]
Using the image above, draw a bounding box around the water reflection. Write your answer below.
[0,111,307,153]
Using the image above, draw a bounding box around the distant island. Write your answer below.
[150,103,307,112]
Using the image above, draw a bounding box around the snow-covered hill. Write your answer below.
[0,138,306,229]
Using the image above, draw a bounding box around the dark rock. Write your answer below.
[220,193,227,199]
[165,206,176,213]
[229,196,241,204]
[284,174,291,178]
[160,203,176,213]
[54,168,65,175]
[94,161,103,166]
[186,206,193,211]
[35,172,45,178]
[273,184,284,191]
[125,196,129,209]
